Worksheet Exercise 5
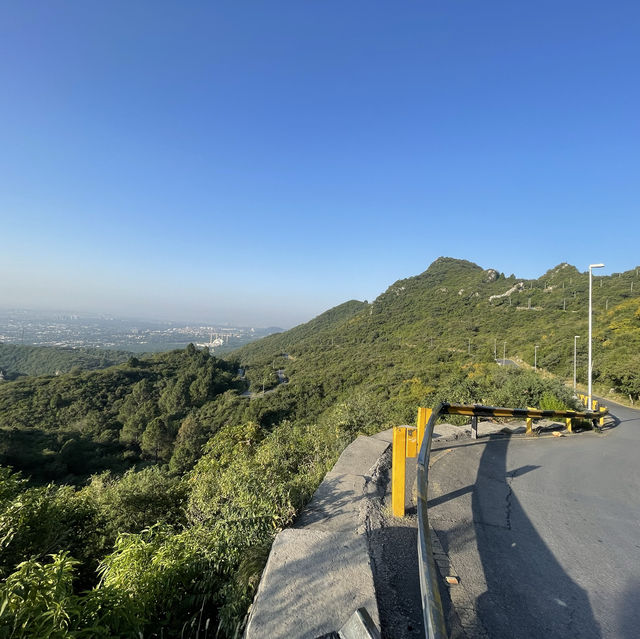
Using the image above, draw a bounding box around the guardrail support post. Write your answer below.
[392,426,407,517]
[526,416,533,435]
[471,415,478,439]
[600,407,606,427]
[406,427,418,458]
[417,407,431,452]
[566,417,573,433]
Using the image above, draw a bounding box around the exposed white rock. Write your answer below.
[488,282,524,302]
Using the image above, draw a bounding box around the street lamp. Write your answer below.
[588,263,605,408]
[534,345,538,371]
[574,335,580,392]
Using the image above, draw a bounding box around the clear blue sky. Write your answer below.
[1,1,638,327]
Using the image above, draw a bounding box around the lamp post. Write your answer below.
[534,345,538,371]
[574,335,580,392]
[588,263,605,408]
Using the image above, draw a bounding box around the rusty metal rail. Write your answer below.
[411,402,608,639]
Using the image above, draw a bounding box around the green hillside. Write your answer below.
[0,345,240,483]
[235,257,640,409]
[0,257,636,637]
[0,343,132,379]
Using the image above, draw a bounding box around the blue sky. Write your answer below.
[1,2,639,327]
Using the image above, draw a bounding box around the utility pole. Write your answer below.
[468,338,471,355]
[574,335,580,392]
[494,338,497,360]
[588,263,605,408]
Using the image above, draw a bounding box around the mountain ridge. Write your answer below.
[234,256,640,405]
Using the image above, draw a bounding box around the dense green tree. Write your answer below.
[141,417,174,462]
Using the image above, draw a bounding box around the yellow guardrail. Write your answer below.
[392,402,608,518]
[399,401,609,639]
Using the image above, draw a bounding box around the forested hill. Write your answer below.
[0,257,637,638]
[0,345,240,482]
[234,257,640,405]
[0,342,131,379]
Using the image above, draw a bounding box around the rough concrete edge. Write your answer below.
[429,526,489,639]
[244,432,392,638]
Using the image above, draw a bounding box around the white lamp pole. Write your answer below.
[534,345,538,371]
[588,263,605,408]
[574,335,580,392]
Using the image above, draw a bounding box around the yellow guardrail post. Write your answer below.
[526,406,534,435]
[406,427,418,458]
[600,406,606,427]
[416,407,431,452]
[566,417,573,433]
[392,426,407,517]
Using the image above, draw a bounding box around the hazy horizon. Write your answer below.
[3,255,638,332]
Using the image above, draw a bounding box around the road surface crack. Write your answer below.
[505,469,518,531]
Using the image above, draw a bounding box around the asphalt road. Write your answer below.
[427,400,640,638]
[496,358,518,367]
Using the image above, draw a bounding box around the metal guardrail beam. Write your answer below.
[415,401,608,639]
[440,402,607,421]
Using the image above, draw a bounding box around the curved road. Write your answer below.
[427,400,640,638]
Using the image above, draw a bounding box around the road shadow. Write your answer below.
[617,578,640,638]
[470,435,602,638]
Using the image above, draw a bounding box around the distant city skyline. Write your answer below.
[2,2,638,328]
[2,255,637,330]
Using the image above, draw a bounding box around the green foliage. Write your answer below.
[0,478,99,586]
[0,258,637,636]
[0,551,142,638]
[0,344,131,380]
[538,392,570,411]
[97,526,217,636]
[0,346,239,482]
[0,552,79,638]
[83,467,187,541]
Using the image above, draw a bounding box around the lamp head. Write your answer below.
[589,263,605,269]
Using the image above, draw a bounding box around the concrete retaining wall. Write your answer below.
[245,430,393,639]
